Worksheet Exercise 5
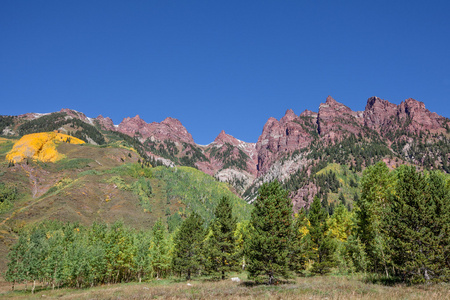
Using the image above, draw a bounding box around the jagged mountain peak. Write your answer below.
[161,117,184,127]
[281,109,297,123]
[4,94,449,203]
[214,130,238,145]
[120,114,146,125]
[325,95,337,104]
[95,115,115,131]
[320,95,352,111]
[366,96,383,107]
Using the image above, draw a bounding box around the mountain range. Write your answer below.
[2,95,450,205]
[1,95,450,273]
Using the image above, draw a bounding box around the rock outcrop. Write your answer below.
[196,130,258,191]
[7,94,448,204]
[397,98,445,134]
[255,95,448,177]
[210,130,258,176]
[317,96,364,139]
[363,96,398,131]
[116,115,194,144]
[95,115,115,131]
[256,109,317,176]
[363,97,445,136]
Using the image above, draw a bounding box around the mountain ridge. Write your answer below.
[2,95,449,202]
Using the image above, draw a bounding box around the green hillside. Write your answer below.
[0,137,250,273]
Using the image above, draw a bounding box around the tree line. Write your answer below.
[5,162,450,292]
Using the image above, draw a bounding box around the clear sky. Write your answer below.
[1,1,450,144]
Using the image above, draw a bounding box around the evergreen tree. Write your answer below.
[205,196,239,279]
[338,192,346,207]
[388,166,450,283]
[172,212,205,280]
[245,181,293,284]
[308,196,336,275]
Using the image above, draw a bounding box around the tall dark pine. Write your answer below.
[245,181,293,284]
[388,166,450,283]
[171,212,205,280]
[308,196,336,275]
[205,196,238,279]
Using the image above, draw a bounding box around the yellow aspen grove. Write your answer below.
[6,132,85,163]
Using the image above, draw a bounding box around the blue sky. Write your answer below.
[1,1,450,144]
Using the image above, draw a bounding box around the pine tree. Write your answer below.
[245,181,293,284]
[205,196,239,279]
[388,166,450,283]
[308,196,336,275]
[338,192,346,207]
[425,171,450,282]
[172,212,205,280]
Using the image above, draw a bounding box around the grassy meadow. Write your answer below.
[1,274,449,299]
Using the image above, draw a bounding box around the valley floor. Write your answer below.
[1,274,449,300]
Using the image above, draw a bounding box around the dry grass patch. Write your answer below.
[1,275,449,299]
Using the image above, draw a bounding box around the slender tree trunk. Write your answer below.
[380,245,389,278]
[32,280,36,294]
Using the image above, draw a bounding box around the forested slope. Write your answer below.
[0,135,249,273]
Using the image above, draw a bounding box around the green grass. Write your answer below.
[0,138,15,157]
[55,158,94,170]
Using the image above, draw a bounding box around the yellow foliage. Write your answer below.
[327,205,354,242]
[315,163,340,176]
[6,132,85,163]
[299,223,310,237]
